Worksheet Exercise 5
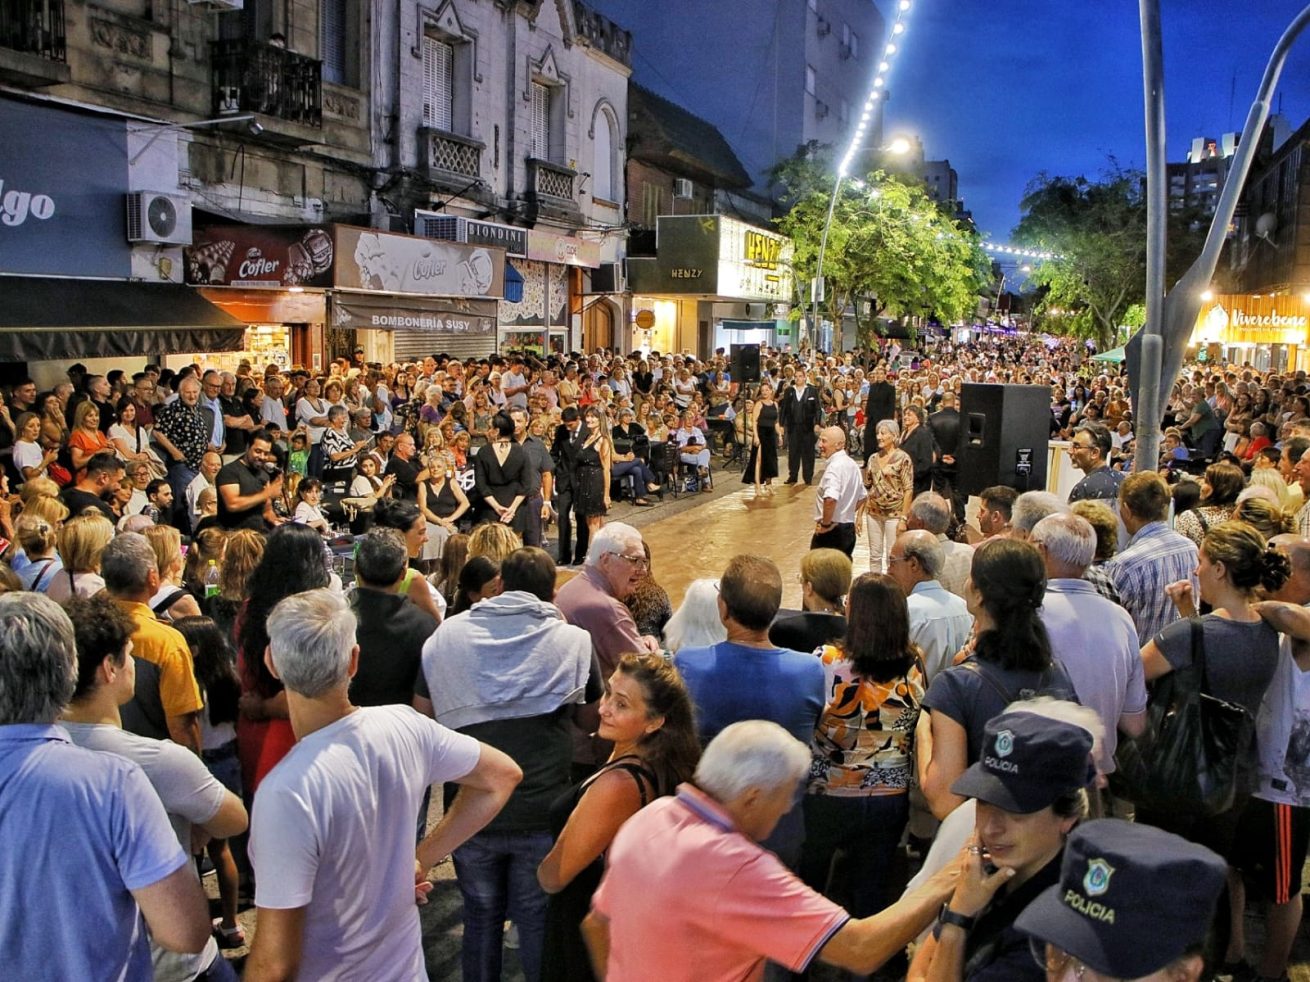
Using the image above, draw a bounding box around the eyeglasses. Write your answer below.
[1029,939,1123,981]
[888,554,910,565]
[613,552,650,569]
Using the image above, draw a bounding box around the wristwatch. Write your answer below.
[932,904,976,940]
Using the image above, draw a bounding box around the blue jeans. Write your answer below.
[799,792,909,917]
[453,829,553,982]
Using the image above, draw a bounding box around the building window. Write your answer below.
[839,99,848,123]
[422,36,454,130]
[842,23,850,46]
[530,81,551,159]
[850,32,859,58]
[321,0,351,86]
[805,65,816,96]
[807,0,817,10]
[593,105,619,202]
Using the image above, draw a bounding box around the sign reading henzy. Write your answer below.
[0,179,56,227]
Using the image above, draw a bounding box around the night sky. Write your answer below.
[589,0,1310,241]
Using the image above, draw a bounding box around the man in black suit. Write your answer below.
[782,370,822,484]
[900,404,938,496]
[928,389,964,522]
[862,365,897,463]
[550,406,590,565]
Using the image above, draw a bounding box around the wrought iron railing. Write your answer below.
[419,127,482,182]
[211,38,322,127]
[0,0,65,62]
[529,157,576,201]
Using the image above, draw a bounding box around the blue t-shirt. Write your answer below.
[0,724,188,981]
[675,641,825,745]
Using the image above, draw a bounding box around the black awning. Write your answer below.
[0,277,247,360]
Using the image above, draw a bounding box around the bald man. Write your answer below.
[812,427,866,557]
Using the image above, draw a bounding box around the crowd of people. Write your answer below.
[0,333,1307,982]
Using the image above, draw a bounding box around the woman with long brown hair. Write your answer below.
[800,573,926,917]
[538,651,700,982]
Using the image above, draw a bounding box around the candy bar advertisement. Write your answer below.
[185,226,334,288]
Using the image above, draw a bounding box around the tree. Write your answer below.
[1013,164,1204,347]
[770,144,991,347]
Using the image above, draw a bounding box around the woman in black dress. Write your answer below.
[472,412,528,535]
[418,449,470,563]
[575,407,612,539]
[537,653,700,982]
[742,382,781,496]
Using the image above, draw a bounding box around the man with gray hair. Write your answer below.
[1009,489,1069,539]
[0,593,212,981]
[245,589,521,982]
[812,426,866,557]
[887,529,973,681]
[582,720,960,980]
[905,490,974,598]
[1030,513,1147,792]
[103,532,204,754]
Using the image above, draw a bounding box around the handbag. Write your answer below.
[1110,618,1253,816]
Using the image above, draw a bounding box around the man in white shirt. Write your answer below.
[61,594,248,982]
[186,451,223,531]
[244,589,521,982]
[811,426,866,557]
[260,375,290,442]
[1029,513,1147,784]
[887,530,973,681]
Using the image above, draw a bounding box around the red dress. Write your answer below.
[234,605,296,800]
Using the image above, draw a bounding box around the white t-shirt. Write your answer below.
[13,439,43,477]
[250,706,481,981]
[61,722,226,982]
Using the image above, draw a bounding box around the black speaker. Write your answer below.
[730,343,761,383]
[957,383,1050,496]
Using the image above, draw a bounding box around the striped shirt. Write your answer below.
[1104,521,1198,643]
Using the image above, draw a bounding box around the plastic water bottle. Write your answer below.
[204,560,220,599]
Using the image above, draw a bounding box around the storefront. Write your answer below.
[0,96,241,385]
[187,224,335,371]
[626,215,793,358]
[189,224,506,368]
[499,230,601,356]
[1191,293,1310,372]
[332,225,505,362]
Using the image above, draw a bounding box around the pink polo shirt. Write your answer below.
[591,785,849,981]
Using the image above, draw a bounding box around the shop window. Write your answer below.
[642,182,664,227]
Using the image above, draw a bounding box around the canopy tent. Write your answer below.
[1091,346,1126,363]
[0,277,246,360]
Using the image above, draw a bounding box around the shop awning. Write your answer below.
[0,277,246,360]
[1091,346,1126,363]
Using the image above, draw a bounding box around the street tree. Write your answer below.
[1013,165,1204,348]
[771,144,990,347]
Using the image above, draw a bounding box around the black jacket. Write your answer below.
[550,421,590,493]
[864,381,897,431]
[781,383,822,429]
[900,423,938,494]
[928,408,961,466]
[349,587,438,708]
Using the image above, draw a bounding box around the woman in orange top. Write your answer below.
[68,400,113,472]
[800,572,926,918]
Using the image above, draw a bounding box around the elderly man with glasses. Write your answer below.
[556,523,660,771]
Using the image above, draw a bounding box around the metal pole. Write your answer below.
[1134,0,1166,473]
[812,174,843,356]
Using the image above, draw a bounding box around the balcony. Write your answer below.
[211,38,322,129]
[525,157,581,225]
[418,127,483,187]
[0,0,70,88]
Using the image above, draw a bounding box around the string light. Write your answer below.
[840,2,914,176]
[982,242,1065,261]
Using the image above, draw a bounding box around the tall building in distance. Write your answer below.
[588,0,885,190]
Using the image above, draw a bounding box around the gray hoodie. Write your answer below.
[421,590,593,729]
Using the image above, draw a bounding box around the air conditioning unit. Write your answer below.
[125,192,192,245]
[673,178,694,199]
[816,16,831,36]
[839,42,852,59]
[187,0,244,10]
[589,261,625,294]
[815,101,829,119]
[414,209,458,240]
